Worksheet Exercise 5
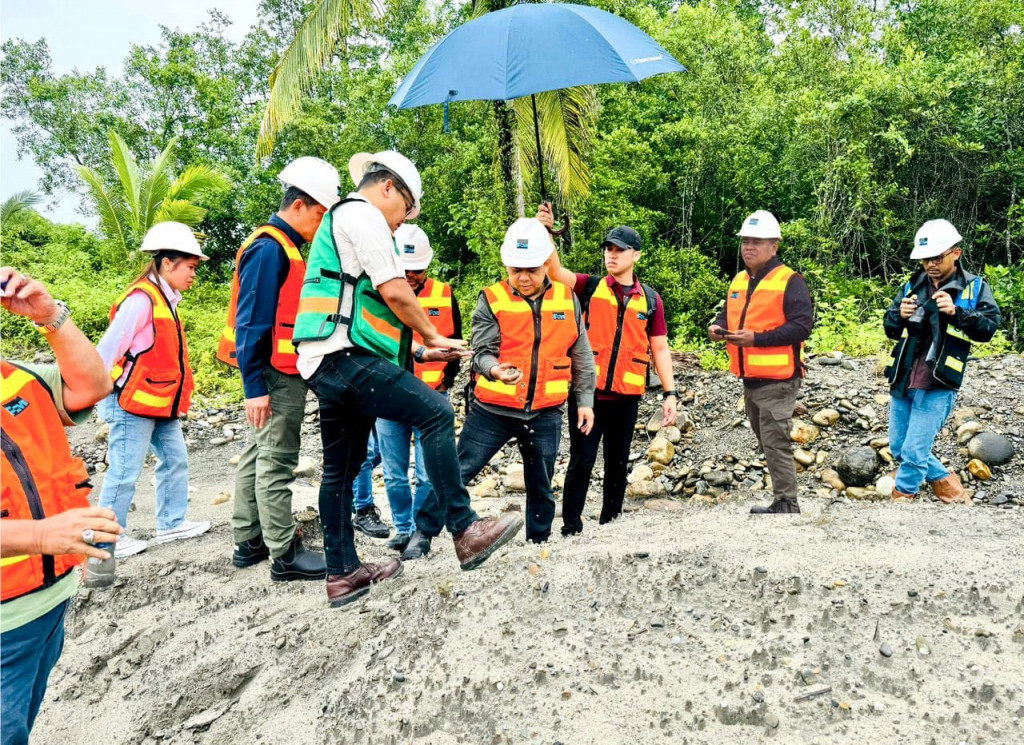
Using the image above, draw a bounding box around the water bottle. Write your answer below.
[83,542,116,588]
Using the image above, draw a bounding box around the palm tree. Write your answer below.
[256,0,597,216]
[75,131,229,258]
[0,190,44,221]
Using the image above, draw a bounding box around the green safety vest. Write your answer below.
[293,198,411,368]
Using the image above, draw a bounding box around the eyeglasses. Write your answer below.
[393,181,416,218]
[920,249,958,265]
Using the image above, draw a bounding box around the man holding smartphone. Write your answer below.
[709,211,813,514]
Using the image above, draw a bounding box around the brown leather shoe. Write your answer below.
[930,472,970,505]
[891,488,916,501]
[453,513,524,571]
[325,559,403,608]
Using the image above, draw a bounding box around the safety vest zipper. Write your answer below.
[0,430,56,588]
[601,297,632,393]
[736,276,757,379]
[524,298,544,412]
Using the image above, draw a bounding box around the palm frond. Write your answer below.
[513,86,597,205]
[74,165,131,256]
[1,190,44,221]
[168,164,231,202]
[256,0,375,158]
[154,199,208,227]
[138,137,178,233]
[108,131,142,230]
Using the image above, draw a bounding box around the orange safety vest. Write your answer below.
[586,278,654,396]
[725,264,804,380]
[474,280,579,411]
[412,278,456,389]
[110,278,195,418]
[217,225,304,375]
[1,361,90,603]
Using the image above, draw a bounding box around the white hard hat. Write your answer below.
[278,156,341,208]
[140,221,208,260]
[348,150,422,219]
[500,218,554,268]
[911,219,963,259]
[738,210,782,239]
[395,223,432,271]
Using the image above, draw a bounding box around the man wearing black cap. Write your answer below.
[539,205,678,534]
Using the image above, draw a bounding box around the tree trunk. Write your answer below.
[493,100,518,226]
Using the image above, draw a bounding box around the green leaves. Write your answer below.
[0,190,44,221]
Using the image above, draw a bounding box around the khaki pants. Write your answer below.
[744,378,801,504]
[232,367,307,558]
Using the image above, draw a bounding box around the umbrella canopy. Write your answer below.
[388,3,685,109]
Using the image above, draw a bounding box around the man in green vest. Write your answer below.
[294,150,524,608]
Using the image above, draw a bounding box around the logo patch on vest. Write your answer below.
[637,312,648,321]
[428,308,440,317]
[3,397,29,417]
[730,292,739,299]
[552,312,566,321]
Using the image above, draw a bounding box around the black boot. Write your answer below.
[400,529,432,560]
[387,532,412,552]
[271,534,327,581]
[233,534,270,568]
[353,505,391,539]
[750,500,801,514]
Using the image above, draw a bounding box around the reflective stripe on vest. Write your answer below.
[586,279,651,396]
[725,265,802,380]
[217,225,304,375]
[412,278,455,389]
[1,361,90,602]
[110,279,194,418]
[474,281,579,410]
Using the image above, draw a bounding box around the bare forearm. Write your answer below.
[545,250,578,290]
[48,318,112,411]
[0,520,41,557]
[378,279,441,341]
[651,337,675,392]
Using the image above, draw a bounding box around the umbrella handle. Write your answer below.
[547,212,570,237]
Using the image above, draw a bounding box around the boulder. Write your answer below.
[626,480,666,498]
[812,409,840,427]
[967,431,1014,466]
[790,421,821,445]
[647,437,675,465]
[835,446,878,487]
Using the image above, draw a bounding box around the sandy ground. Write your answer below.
[28,354,1024,744]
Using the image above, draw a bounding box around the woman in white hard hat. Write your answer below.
[882,219,1001,503]
[90,222,211,571]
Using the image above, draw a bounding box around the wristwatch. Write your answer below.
[662,390,678,399]
[413,345,428,362]
[34,300,71,335]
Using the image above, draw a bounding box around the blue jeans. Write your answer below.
[352,428,381,512]
[889,388,957,493]
[377,416,432,535]
[306,349,477,575]
[98,394,190,530]
[1,599,69,745]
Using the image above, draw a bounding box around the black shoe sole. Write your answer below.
[271,568,328,582]
[460,518,524,572]
[328,563,404,608]
[388,540,411,552]
[353,525,392,539]
[233,553,270,569]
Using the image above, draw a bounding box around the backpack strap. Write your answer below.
[578,275,602,314]
[640,282,659,334]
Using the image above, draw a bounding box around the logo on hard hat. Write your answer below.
[403,244,416,254]
[749,218,759,226]
[516,239,529,250]
[919,238,928,246]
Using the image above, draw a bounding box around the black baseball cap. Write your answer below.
[602,226,642,251]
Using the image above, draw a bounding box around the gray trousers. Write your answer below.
[744,378,801,504]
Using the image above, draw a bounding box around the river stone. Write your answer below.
[793,448,816,467]
[503,465,526,492]
[967,431,1014,466]
[704,470,734,488]
[626,480,666,498]
[629,464,655,483]
[967,459,992,481]
[835,446,878,487]
[645,498,682,512]
[647,437,675,465]
[472,478,500,498]
[820,468,846,491]
[646,410,664,434]
[956,420,985,445]
[660,425,682,444]
[790,421,821,444]
[874,476,896,498]
[812,409,840,427]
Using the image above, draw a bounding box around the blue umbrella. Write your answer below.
[388,3,685,220]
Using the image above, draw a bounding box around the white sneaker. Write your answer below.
[114,535,148,559]
[156,519,211,544]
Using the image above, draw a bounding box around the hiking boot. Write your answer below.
[387,532,413,552]
[271,534,327,582]
[353,506,391,539]
[891,488,916,501]
[930,472,970,505]
[233,534,270,568]
[400,530,432,560]
[83,552,116,589]
[326,559,403,608]
[114,535,148,559]
[156,519,211,544]
[453,514,524,571]
[750,500,801,514]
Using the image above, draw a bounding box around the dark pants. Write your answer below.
[307,350,478,575]
[418,403,562,542]
[562,395,641,534]
[744,379,801,504]
[1,599,69,745]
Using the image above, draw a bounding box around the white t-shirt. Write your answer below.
[296,193,406,379]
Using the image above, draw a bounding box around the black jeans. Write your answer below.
[307,349,478,575]
[562,395,640,534]
[417,403,562,542]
